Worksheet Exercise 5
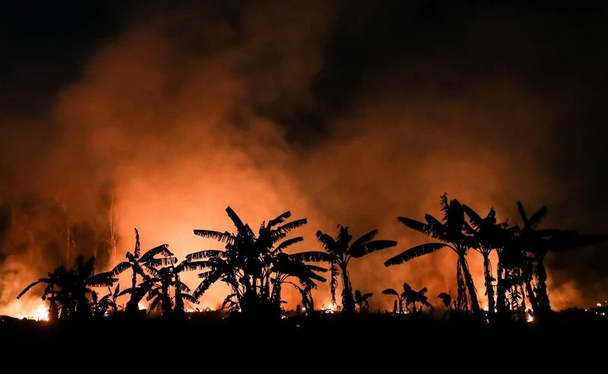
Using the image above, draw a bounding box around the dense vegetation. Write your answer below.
[11,193,608,326]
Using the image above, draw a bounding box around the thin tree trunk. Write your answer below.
[524,276,538,314]
[535,260,551,316]
[482,252,495,321]
[496,255,508,320]
[459,254,483,322]
[456,260,468,313]
[340,264,356,314]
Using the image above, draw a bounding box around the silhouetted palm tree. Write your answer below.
[189,207,325,319]
[382,287,406,314]
[462,204,509,321]
[18,255,117,320]
[437,292,454,320]
[16,269,62,322]
[91,284,121,317]
[354,289,373,313]
[404,285,432,313]
[67,255,118,319]
[113,238,174,317]
[515,204,608,318]
[290,224,397,315]
[385,193,483,321]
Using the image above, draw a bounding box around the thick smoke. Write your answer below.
[1,0,607,315]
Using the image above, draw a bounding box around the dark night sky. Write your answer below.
[1,0,607,311]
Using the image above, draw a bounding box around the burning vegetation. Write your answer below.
[5,194,607,326]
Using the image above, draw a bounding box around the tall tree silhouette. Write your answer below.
[17,255,117,320]
[385,193,483,321]
[354,290,373,313]
[189,206,325,319]
[383,281,431,314]
[382,286,406,314]
[113,241,175,317]
[91,284,121,317]
[16,269,62,322]
[462,204,510,321]
[514,202,607,317]
[290,224,397,315]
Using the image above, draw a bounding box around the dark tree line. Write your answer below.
[16,196,608,324]
[384,193,608,323]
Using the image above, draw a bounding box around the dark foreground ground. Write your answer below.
[2,310,606,369]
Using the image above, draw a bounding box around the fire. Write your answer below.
[31,305,49,321]
[526,313,534,323]
[0,299,50,322]
[319,303,336,314]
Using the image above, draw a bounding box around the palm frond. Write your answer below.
[186,249,226,260]
[289,251,333,262]
[424,215,448,239]
[178,260,209,272]
[180,293,199,304]
[462,204,484,229]
[398,216,428,234]
[111,261,132,276]
[273,219,308,237]
[225,206,247,233]
[382,288,399,296]
[316,230,337,252]
[139,244,173,263]
[193,229,235,244]
[527,206,548,230]
[16,279,45,299]
[268,211,292,228]
[517,201,529,225]
[349,229,378,250]
[146,257,178,268]
[193,271,223,299]
[303,264,328,273]
[349,239,398,258]
[134,228,141,258]
[197,270,214,279]
[384,243,448,266]
[88,272,118,287]
[276,237,304,252]
[177,281,191,292]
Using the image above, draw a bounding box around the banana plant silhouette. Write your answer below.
[385,193,483,322]
[113,241,176,318]
[291,224,397,315]
[17,255,117,320]
[354,289,373,313]
[462,204,512,321]
[189,206,326,319]
[513,201,608,317]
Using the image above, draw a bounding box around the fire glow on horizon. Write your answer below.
[1,0,607,320]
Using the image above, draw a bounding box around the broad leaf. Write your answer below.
[384,243,448,266]
[349,239,398,258]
